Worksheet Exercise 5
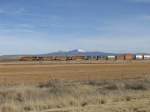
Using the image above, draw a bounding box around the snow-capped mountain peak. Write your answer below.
[69,49,86,53]
[41,49,116,56]
[75,49,85,52]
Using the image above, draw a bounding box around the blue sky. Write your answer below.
[0,0,150,55]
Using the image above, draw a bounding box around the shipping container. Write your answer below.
[66,56,72,60]
[36,57,44,61]
[19,56,41,61]
[84,56,92,60]
[117,55,125,60]
[136,55,144,60]
[43,56,54,61]
[144,55,150,60]
[71,56,85,61]
[91,56,98,60]
[55,56,67,61]
[107,56,116,60]
[19,56,33,61]
[125,54,135,60]
[97,56,108,60]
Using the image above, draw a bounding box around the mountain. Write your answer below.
[1,49,149,61]
[41,49,117,56]
[0,49,120,61]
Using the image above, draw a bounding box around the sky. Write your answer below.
[0,0,150,55]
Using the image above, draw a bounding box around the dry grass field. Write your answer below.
[0,61,150,112]
[0,61,150,84]
[1,79,150,112]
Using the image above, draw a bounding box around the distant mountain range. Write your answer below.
[0,49,148,61]
[41,49,117,56]
[0,49,117,61]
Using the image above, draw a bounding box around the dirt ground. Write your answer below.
[0,61,150,84]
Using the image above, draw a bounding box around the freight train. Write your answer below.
[19,54,150,61]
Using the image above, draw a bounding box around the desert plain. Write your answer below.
[0,61,150,112]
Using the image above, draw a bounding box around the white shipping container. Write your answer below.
[107,56,116,59]
[144,55,150,60]
[136,55,143,60]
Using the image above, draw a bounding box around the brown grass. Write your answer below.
[0,62,150,111]
[0,79,150,112]
[0,62,150,84]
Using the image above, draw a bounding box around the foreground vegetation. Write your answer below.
[0,77,150,112]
